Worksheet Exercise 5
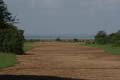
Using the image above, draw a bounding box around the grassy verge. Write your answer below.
[24,41,33,52]
[0,53,17,68]
[0,41,33,69]
[86,44,120,55]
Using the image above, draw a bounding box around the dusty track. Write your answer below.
[0,42,120,80]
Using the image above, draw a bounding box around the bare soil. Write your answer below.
[0,42,120,80]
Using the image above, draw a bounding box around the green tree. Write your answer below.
[0,0,24,54]
[95,31,107,44]
[73,38,79,42]
[0,0,15,29]
[56,37,62,41]
[108,33,116,43]
[113,30,120,46]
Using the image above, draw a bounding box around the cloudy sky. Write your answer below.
[5,0,120,35]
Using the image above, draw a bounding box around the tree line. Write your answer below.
[0,0,24,54]
[95,30,120,46]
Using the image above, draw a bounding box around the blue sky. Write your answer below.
[5,0,120,35]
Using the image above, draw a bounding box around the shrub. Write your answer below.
[108,33,116,44]
[0,24,24,54]
[73,38,79,42]
[95,30,120,47]
[86,40,95,45]
[0,0,24,54]
[113,40,120,47]
[95,31,107,44]
[56,37,62,41]
[108,30,120,47]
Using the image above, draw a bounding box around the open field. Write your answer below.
[0,42,120,80]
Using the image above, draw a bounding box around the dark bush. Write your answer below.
[106,30,120,47]
[113,40,120,47]
[95,30,120,47]
[95,31,107,44]
[0,0,24,54]
[73,38,79,42]
[86,40,95,45]
[56,37,62,41]
[0,24,24,54]
[108,33,116,44]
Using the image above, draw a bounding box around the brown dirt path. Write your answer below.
[0,42,120,80]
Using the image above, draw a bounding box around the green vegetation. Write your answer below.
[95,31,107,44]
[0,0,16,28]
[0,26,24,54]
[0,0,27,69]
[73,38,79,42]
[95,30,120,46]
[86,44,120,55]
[0,41,33,68]
[0,53,17,68]
[56,37,62,41]
[85,30,120,55]
[0,0,24,54]
[24,41,33,52]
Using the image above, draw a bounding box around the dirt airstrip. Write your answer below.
[0,42,120,80]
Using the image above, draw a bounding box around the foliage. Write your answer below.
[95,31,107,44]
[113,30,120,46]
[0,0,16,29]
[108,33,116,43]
[95,30,120,47]
[85,40,95,45]
[0,24,24,54]
[93,30,120,54]
[0,0,24,54]
[73,38,79,42]
[107,30,120,46]
[56,37,62,41]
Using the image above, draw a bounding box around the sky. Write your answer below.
[5,0,120,36]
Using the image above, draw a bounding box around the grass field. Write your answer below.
[0,41,33,69]
[24,41,33,52]
[0,53,17,68]
[86,44,120,55]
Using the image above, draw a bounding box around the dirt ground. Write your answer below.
[0,42,120,80]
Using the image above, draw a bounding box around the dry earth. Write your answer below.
[0,42,120,80]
